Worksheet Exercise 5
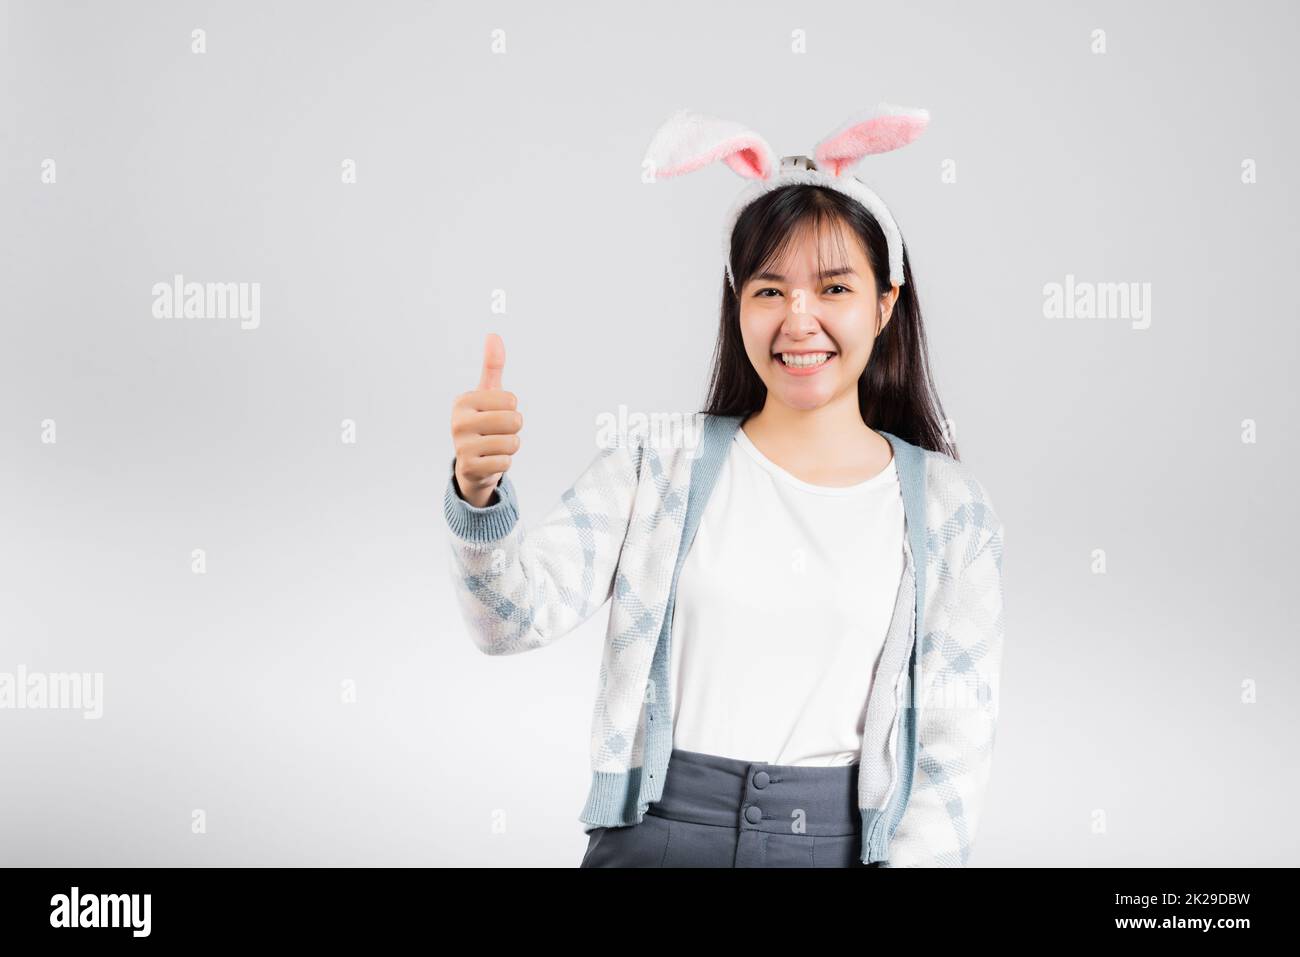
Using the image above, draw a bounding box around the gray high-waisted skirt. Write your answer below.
[579,747,877,868]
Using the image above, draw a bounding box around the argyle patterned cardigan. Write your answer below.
[442,411,1005,867]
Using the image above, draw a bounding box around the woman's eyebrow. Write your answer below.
[753,266,857,281]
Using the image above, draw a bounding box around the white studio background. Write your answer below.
[1,0,1297,866]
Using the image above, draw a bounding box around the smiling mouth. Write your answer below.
[773,351,837,369]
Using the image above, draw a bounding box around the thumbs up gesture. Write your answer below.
[451,332,522,508]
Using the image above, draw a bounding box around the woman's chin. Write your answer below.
[768,383,837,412]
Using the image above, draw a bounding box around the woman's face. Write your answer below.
[738,219,898,413]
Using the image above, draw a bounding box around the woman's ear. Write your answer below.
[878,285,901,333]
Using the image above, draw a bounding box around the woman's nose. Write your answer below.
[783,297,821,330]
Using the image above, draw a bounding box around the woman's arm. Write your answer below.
[441,437,644,655]
[883,517,1006,867]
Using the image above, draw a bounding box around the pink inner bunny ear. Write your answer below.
[814,104,930,176]
[644,109,776,181]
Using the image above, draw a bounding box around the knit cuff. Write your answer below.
[442,455,519,542]
[860,808,892,864]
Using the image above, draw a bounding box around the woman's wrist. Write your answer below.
[454,468,500,508]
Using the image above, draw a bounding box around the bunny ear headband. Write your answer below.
[643,103,929,293]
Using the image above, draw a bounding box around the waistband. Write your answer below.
[647,747,861,837]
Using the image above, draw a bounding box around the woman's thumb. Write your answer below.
[478,332,505,391]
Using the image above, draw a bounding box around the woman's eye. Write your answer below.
[752,285,848,297]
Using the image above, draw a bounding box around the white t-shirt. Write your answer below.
[668,425,906,767]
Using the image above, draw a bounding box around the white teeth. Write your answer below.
[779,352,832,368]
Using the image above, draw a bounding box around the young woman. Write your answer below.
[444,107,1005,868]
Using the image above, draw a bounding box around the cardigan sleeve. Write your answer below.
[441,437,644,655]
[882,516,1006,867]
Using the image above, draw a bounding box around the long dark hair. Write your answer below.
[700,183,958,459]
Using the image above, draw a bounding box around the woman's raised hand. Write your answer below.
[451,333,522,508]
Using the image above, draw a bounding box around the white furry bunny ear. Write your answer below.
[643,108,778,181]
[813,103,930,176]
